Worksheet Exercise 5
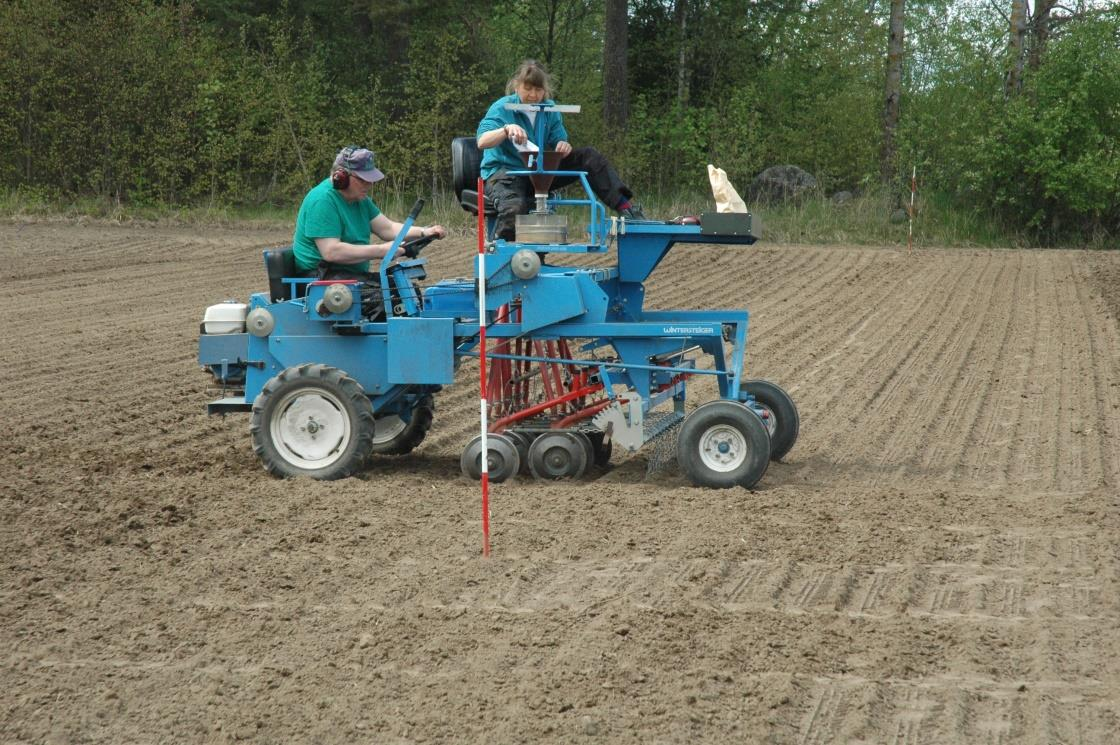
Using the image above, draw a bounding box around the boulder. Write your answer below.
[749,165,818,204]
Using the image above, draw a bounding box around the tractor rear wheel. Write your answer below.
[743,379,799,460]
[677,400,770,489]
[251,364,375,480]
[368,394,435,456]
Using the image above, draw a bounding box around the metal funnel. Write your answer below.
[520,150,564,195]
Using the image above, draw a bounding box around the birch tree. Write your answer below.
[881,0,905,184]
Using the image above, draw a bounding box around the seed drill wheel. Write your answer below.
[677,400,770,489]
[460,433,520,483]
[743,379,799,461]
[528,431,589,480]
[588,431,613,467]
[503,430,533,474]
[250,364,375,480]
[571,431,595,477]
[368,394,435,456]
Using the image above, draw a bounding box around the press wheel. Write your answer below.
[460,433,520,483]
[570,432,594,479]
[588,431,613,467]
[527,431,588,480]
[503,430,533,474]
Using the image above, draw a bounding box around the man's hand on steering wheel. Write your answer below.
[401,234,435,259]
[400,224,446,259]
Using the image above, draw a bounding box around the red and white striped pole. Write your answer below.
[477,177,491,557]
[907,165,916,257]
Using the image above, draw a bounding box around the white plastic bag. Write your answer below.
[707,164,747,213]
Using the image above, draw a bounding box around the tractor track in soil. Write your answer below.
[2,221,1119,744]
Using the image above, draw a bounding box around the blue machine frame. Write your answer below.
[198,100,790,486]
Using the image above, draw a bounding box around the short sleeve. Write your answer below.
[302,197,342,239]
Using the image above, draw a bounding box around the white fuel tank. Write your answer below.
[202,301,248,334]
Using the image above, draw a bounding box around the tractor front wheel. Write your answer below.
[251,364,375,480]
[677,400,770,489]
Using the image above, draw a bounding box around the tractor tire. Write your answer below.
[368,394,435,456]
[251,364,375,480]
[743,379,799,461]
[677,400,770,489]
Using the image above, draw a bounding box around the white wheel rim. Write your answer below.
[698,423,748,472]
[270,388,352,469]
[372,415,407,444]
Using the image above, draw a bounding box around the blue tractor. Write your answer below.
[198,102,797,488]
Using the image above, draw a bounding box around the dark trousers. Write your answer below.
[486,146,634,241]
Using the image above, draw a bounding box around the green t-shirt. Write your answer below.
[292,178,382,273]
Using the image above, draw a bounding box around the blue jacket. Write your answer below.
[477,93,569,180]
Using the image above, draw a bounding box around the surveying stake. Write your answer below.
[908,165,916,257]
[476,179,491,557]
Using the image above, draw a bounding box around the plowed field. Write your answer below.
[3,221,1119,743]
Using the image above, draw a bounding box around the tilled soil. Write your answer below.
[2,221,1119,744]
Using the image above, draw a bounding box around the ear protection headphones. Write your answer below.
[331,145,359,190]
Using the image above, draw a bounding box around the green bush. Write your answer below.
[968,16,1120,241]
[0,0,1115,247]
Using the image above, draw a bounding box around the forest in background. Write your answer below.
[0,0,1117,244]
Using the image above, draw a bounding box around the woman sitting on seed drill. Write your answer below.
[476,59,645,242]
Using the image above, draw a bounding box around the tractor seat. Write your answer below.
[452,136,497,216]
[263,247,308,302]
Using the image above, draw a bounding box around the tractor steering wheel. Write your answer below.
[400,233,438,259]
